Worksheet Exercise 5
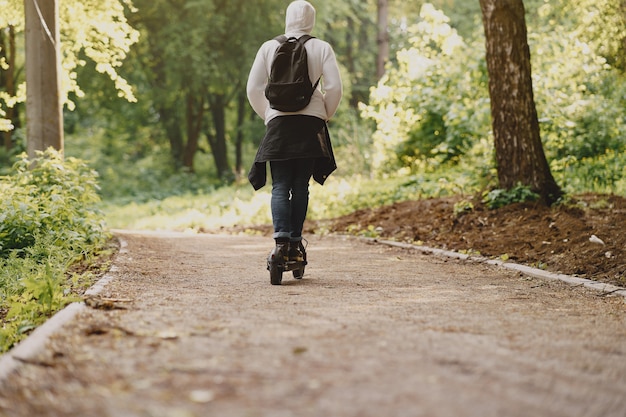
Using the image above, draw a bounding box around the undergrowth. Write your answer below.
[102,156,625,233]
[0,149,111,353]
[102,169,480,231]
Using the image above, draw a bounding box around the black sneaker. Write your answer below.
[288,240,306,262]
[268,241,289,266]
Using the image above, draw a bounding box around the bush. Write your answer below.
[0,148,110,352]
[361,4,491,174]
[361,3,626,187]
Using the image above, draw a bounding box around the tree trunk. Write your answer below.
[234,92,246,178]
[24,0,63,157]
[620,0,626,71]
[377,0,389,80]
[345,16,358,108]
[1,25,17,150]
[157,105,184,168]
[479,0,561,205]
[207,93,231,180]
[182,94,204,171]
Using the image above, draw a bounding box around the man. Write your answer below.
[246,0,343,271]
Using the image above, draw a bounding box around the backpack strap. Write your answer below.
[272,34,316,44]
[298,36,320,89]
[297,34,315,44]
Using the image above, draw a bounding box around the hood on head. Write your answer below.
[285,1,316,35]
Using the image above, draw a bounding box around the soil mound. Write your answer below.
[325,193,626,287]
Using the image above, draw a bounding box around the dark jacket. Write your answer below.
[248,115,337,191]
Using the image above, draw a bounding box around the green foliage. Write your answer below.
[361,4,491,174]
[0,0,139,130]
[314,0,379,106]
[553,150,626,195]
[328,108,376,176]
[103,183,270,231]
[0,238,77,351]
[60,0,140,105]
[453,200,474,217]
[360,2,625,196]
[116,0,288,171]
[0,149,110,352]
[534,0,626,71]
[3,149,107,255]
[64,122,227,203]
[482,184,540,210]
[104,169,482,231]
[530,5,626,165]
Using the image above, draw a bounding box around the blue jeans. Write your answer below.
[269,158,314,241]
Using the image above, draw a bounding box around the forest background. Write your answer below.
[1,0,624,224]
[0,0,625,351]
[3,0,626,229]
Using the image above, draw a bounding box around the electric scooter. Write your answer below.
[267,240,307,285]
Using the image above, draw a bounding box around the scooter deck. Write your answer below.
[280,259,307,272]
[268,258,307,285]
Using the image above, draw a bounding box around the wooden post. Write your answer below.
[24,0,63,158]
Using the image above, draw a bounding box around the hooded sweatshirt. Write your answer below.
[246,0,343,124]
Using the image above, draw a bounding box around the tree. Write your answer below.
[24,0,63,157]
[0,0,139,156]
[479,0,562,204]
[0,25,19,150]
[126,0,287,177]
[377,0,389,79]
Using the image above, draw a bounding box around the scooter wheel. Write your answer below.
[269,263,283,285]
[292,266,305,280]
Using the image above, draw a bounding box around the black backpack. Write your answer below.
[265,35,320,112]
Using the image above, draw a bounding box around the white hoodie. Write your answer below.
[246,0,343,124]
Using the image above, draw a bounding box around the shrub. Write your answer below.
[482,184,540,210]
[0,148,110,352]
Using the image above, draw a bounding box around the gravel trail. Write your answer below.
[0,231,624,417]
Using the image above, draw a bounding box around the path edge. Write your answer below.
[0,236,129,382]
[366,237,626,299]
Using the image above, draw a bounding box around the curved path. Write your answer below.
[0,231,624,417]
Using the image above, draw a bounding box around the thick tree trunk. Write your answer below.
[479,0,561,204]
[377,0,389,80]
[24,0,63,157]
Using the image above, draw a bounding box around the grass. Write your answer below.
[102,170,480,231]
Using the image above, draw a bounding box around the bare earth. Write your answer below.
[0,231,625,417]
[323,193,626,287]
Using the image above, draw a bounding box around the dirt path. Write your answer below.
[0,231,625,417]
